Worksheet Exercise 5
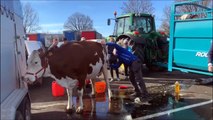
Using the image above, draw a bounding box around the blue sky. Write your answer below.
[21,0,173,37]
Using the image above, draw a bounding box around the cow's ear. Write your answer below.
[38,49,45,57]
[31,50,39,56]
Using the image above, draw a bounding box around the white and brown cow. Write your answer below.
[25,41,112,113]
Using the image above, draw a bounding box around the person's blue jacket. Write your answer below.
[106,42,138,68]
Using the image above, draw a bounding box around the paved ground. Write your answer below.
[29,70,213,120]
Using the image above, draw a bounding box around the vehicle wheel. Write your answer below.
[15,111,24,120]
[19,96,31,120]
[146,64,166,72]
[146,64,160,71]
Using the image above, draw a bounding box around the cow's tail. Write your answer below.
[102,44,112,100]
[102,61,112,100]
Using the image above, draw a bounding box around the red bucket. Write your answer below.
[95,81,106,94]
[52,81,65,97]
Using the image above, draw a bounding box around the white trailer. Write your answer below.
[1,0,31,120]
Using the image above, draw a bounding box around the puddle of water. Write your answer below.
[94,84,205,120]
[32,83,208,120]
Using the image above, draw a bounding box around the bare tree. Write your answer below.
[64,12,93,31]
[121,0,155,15]
[159,5,171,35]
[23,3,40,33]
[160,0,212,35]
[175,0,212,17]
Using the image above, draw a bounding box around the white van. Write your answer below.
[1,1,31,120]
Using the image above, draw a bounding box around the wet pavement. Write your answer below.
[29,71,213,120]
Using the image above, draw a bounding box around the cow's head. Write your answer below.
[25,48,48,84]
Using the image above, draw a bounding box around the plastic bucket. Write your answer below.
[95,81,106,94]
[52,81,65,97]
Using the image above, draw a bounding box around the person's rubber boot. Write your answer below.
[109,78,114,82]
[129,92,141,98]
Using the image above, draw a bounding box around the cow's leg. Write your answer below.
[76,88,84,113]
[102,63,112,100]
[90,78,97,97]
[66,88,75,113]
[55,78,78,114]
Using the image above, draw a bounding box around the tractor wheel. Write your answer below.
[146,64,164,72]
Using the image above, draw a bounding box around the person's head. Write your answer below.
[109,37,115,43]
[52,36,58,43]
[81,37,86,41]
[123,39,128,46]
[52,38,58,44]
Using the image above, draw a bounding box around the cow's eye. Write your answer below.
[34,62,38,64]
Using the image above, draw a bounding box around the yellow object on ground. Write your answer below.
[119,64,125,73]
[174,81,180,101]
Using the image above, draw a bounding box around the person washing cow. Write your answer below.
[106,40,149,101]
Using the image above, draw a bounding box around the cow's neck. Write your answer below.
[42,64,58,80]
[42,65,52,77]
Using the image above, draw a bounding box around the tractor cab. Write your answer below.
[108,13,156,38]
[107,13,168,70]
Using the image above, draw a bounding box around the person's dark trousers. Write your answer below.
[109,61,120,79]
[115,68,119,78]
[110,68,114,78]
[129,60,148,97]
[124,64,129,76]
[110,67,119,79]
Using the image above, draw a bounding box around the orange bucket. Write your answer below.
[95,81,106,94]
[52,81,65,97]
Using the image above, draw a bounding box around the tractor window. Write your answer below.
[133,17,153,34]
[117,18,124,35]
[116,17,130,35]
[124,17,130,33]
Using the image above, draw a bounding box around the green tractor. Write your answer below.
[107,12,168,70]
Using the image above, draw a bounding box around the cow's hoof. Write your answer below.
[90,94,95,98]
[65,108,74,114]
[65,106,75,114]
[76,107,83,114]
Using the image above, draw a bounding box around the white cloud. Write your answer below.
[21,0,56,4]
[40,23,64,28]
[38,29,63,34]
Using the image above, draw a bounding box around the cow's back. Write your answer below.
[48,41,105,79]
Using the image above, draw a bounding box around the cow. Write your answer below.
[24,41,112,113]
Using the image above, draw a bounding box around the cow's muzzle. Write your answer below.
[25,67,46,83]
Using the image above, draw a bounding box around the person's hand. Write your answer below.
[113,48,117,56]
[208,65,213,72]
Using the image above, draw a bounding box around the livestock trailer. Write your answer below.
[27,33,46,46]
[169,0,213,76]
[1,0,31,120]
[81,31,102,40]
[63,30,80,41]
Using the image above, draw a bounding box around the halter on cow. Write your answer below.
[25,41,112,113]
